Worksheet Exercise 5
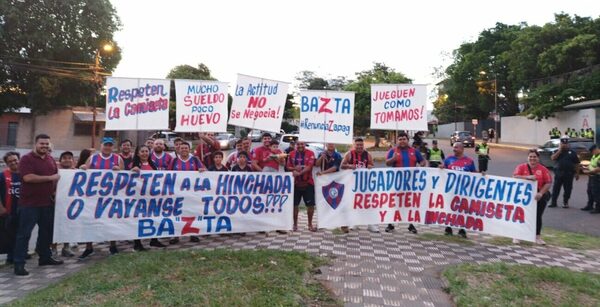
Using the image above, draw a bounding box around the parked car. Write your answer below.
[537,138,594,168]
[249,129,278,142]
[216,133,238,150]
[150,131,179,150]
[278,134,324,157]
[450,131,475,147]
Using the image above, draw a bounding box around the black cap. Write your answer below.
[432,140,438,144]
[590,144,598,151]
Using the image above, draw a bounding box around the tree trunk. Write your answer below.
[374,131,381,148]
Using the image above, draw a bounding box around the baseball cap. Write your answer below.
[432,140,438,144]
[590,144,598,152]
[101,137,115,145]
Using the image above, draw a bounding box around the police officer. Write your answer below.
[475,136,490,173]
[585,145,600,213]
[549,136,580,208]
[426,140,445,168]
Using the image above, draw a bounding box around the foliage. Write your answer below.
[0,0,122,114]
[11,249,340,306]
[438,14,600,121]
[295,71,348,91]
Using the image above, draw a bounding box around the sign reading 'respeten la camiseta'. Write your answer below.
[105,77,171,130]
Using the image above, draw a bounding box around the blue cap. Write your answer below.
[101,137,115,145]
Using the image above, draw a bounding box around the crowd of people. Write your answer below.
[1,131,599,277]
[549,127,595,139]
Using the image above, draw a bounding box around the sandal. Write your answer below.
[309,226,318,232]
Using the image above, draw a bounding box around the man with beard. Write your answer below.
[151,139,173,171]
[14,134,63,276]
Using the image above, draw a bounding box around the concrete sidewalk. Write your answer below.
[2,216,599,306]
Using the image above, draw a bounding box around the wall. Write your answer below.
[437,122,465,138]
[501,109,596,146]
[16,106,106,151]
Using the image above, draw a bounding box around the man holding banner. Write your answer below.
[385,132,426,234]
[441,142,477,238]
[341,138,378,233]
[79,137,124,259]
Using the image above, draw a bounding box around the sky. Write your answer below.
[110,0,600,107]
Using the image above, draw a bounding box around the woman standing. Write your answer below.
[513,149,553,245]
[131,145,167,250]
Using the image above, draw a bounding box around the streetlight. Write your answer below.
[479,71,498,143]
[91,43,114,149]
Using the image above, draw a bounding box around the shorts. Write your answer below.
[294,185,315,207]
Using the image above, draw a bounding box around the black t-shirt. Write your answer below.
[208,165,229,172]
[555,149,580,174]
[231,164,253,172]
[0,171,21,217]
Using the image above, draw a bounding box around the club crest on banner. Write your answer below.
[322,181,344,209]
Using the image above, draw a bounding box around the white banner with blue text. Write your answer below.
[316,168,537,242]
[53,170,294,243]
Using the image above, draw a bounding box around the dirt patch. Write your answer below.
[464,272,505,290]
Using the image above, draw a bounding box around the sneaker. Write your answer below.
[367,225,380,233]
[581,205,593,211]
[39,257,64,266]
[407,224,418,234]
[591,209,600,214]
[562,202,569,208]
[512,238,520,244]
[458,229,467,239]
[51,247,58,258]
[78,248,94,260]
[276,230,288,234]
[444,227,453,236]
[109,246,119,255]
[548,203,557,208]
[536,237,546,245]
[384,224,395,233]
[149,239,167,248]
[61,248,74,257]
[169,238,180,244]
[190,236,200,243]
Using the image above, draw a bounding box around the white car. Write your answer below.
[150,131,179,150]
[279,134,324,157]
[216,133,238,150]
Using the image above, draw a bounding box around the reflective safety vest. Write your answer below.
[429,149,443,162]
[477,144,489,155]
[590,154,600,172]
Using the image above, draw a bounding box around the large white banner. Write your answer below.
[54,170,294,243]
[105,77,170,130]
[299,90,355,144]
[174,80,229,132]
[370,84,427,131]
[228,74,289,133]
[316,168,537,242]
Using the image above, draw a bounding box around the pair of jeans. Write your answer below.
[14,206,54,264]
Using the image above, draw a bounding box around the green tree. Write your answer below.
[344,63,412,146]
[0,0,122,114]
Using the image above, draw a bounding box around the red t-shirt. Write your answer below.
[19,151,58,207]
[286,149,316,187]
[513,163,552,191]
[253,146,281,170]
